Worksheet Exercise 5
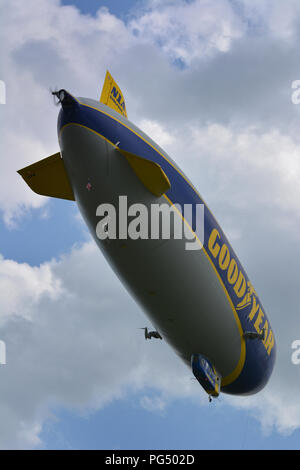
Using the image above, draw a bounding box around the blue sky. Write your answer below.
[61,0,140,18]
[1,0,300,450]
[40,396,300,451]
[0,201,87,266]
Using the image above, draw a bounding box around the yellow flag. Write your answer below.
[100,70,127,118]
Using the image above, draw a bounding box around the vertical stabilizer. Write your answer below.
[100,70,127,118]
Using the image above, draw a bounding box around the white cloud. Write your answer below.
[139,119,175,148]
[140,395,167,413]
[0,242,203,449]
[0,255,62,324]
[238,0,300,41]
[2,0,300,222]
[0,231,299,448]
[189,124,300,215]
[0,0,133,223]
[129,0,245,64]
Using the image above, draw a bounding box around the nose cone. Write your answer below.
[56,90,82,137]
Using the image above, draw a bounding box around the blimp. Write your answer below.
[18,71,276,400]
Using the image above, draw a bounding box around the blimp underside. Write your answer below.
[18,71,276,399]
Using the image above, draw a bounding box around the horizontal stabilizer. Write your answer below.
[18,152,75,201]
[119,149,171,197]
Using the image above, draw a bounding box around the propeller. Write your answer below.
[50,88,65,106]
[50,88,79,109]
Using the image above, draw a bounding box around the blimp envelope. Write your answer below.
[17,71,276,400]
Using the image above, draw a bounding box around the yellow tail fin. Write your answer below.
[100,70,127,118]
[18,152,75,201]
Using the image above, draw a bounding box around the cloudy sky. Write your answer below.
[1,0,300,450]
